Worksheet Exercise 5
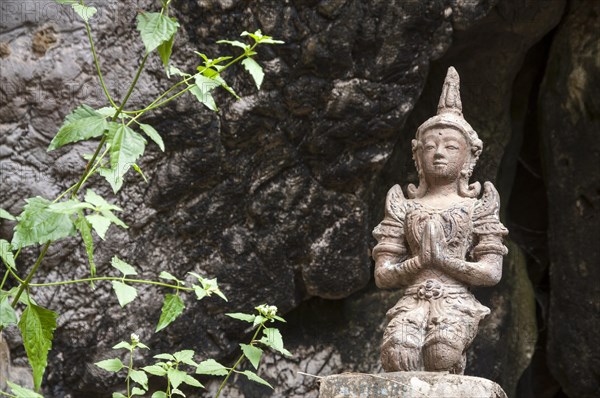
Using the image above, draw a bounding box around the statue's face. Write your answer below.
[419,127,469,183]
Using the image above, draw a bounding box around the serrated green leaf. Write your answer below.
[2,287,36,306]
[171,389,185,397]
[95,358,124,372]
[130,369,149,390]
[173,350,197,366]
[12,196,76,248]
[193,286,208,300]
[0,239,15,269]
[240,370,272,388]
[48,105,107,151]
[225,313,256,323]
[75,211,96,279]
[0,208,16,221]
[104,124,146,193]
[48,200,94,214]
[18,303,58,391]
[7,381,44,398]
[72,4,97,22]
[253,315,267,328]
[190,74,221,112]
[183,374,203,388]
[136,12,179,54]
[240,343,263,370]
[216,39,248,49]
[111,256,137,276]
[167,368,187,389]
[131,387,146,396]
[214,289,228,302]
[0,295,18,328]
[259,328,292,357]
[112,341,132,350]
[196,359,228,376]
[156,294,185,332]
[143,364,167,376]
[86,214,111,240]
[151,392,167,398]
[112,281,137,307]
[139,123,165,151]
[168,65,190,78]
[214,75,239,99]
[154,353,175,361]
[241,58,264,90]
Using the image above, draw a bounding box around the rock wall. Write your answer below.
[0,0,597,397]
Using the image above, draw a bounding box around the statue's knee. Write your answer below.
[381,324,423,371]
[422,340,463,371]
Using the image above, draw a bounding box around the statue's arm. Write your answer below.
[441,182,508,287]
[372,185,420,289]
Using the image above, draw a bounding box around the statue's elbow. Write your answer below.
[374,269,395,289]
[482,268,502,286]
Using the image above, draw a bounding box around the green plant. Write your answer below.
[94,305,289,398]
[0,0,288,396]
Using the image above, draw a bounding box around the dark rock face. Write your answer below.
[539,1,600,397]
[0,0,596,397]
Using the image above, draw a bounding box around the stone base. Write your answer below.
[319,372,507,398]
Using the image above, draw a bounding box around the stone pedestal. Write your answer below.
[319,372,507,398]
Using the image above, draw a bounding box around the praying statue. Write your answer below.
[372,67,508,374]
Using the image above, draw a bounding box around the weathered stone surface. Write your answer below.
[539,1,600,397]
[319,372,507,398]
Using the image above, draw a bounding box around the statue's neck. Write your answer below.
[425,181,460,198]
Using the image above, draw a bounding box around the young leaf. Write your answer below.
[154,353,175,361]
[105,124,146,193]
[173,350,197,366]
[0,239,16,269]
[86,214,111,240]
[12,196,76,248]
[240,370,273,388]
[155,294,185,332]
[157,31,176,70]
[183,374,203,388]
[0,295,18,328]
[136,12,179,54]
[225,313,256,323]
[95,358,125,372]
[167,368,187,389]
[143,364,167,376]
[84,190,122,211]
[7,381,44,398]
[0,208,16,221]
[259,328,292,357]
[130,369,149,390]
[159,271,180,282]
[241,58,264,90]
[112,281,138,307]
[113,393,127,398]
[240,343,263,370]
[48,105,108,151]
[190,73,220,112]
[152,392,167,398]
[139,123,165,151]
[75,211,96,278]
[72,4,97,22]
[18,303,58,391]
[111,256,137,276]
[196,359,228,376]
[112,341,133,350]
[216,39,248,49]
[131,387,146,396]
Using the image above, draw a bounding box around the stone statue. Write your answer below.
[372,66,508,374]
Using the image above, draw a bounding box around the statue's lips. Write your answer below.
[433,161,448,166]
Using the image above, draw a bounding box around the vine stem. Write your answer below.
[215,323,264,398]
[9,242,50,308]
[29,276,194,291]
[84,20,117,109]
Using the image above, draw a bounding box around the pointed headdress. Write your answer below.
[408,67,483,198]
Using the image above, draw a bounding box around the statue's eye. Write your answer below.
[424,144,435,150]
[446,145,458,150]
